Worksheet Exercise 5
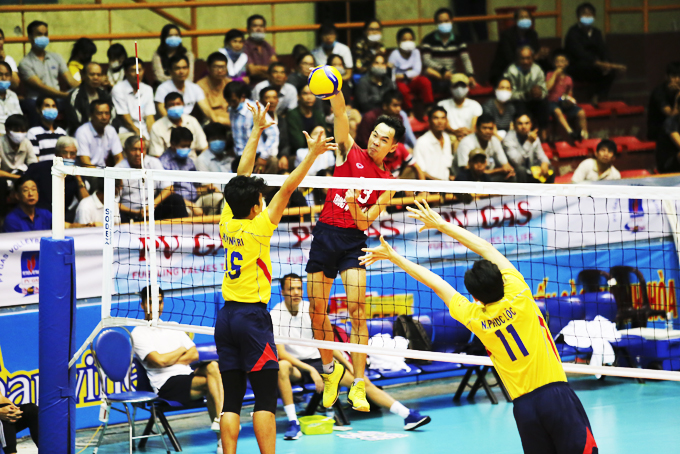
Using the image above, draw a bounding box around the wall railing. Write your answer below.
[605,0,680,33]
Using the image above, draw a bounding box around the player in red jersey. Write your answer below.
[305,90,405,412]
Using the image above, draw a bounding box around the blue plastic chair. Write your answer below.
[91,328,170,454]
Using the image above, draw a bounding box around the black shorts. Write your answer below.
[214,301,279,373]
[513,382,598,454]
[297,358,324,384]
[305,221,368,279]
[157,373,195,406]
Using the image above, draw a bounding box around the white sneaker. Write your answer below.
[211,416,221,433]
[216,438,223,454]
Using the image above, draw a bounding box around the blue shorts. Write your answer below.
[305,221,367,279]
[549,101,583,120]
[513,382,597,454]
[214,301,279,373]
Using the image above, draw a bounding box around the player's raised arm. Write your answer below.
[329,91,354,165]
[407,200,516,272]
[344,188,395,231]
[360,236,457,305]
[267,131,338,224]
[236,102,276,176]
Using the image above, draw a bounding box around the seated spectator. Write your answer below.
[75,100,123,168]
[197,52,231,126]
[0,115,36,180]
[311,23,353,81]
[152,24,195,84]
[455,113,515,181]
[3,176,51,232]
[0,61,23,134]
[648,61,680,141]
[356,90,416,149]
[287,84,327,153]
[196,122,234,174]
[272,273,431,440]
[546,50,588,141]
[150,92,208,157]
[116,135,186,221]
[413,106,454,181]
[294,126,336,176]
[287,52,315,92]
[657,93,680,173]
[159,127,221,216]
[244,14,278,85]
[455,148,490,182]
[0,392,39,454]
[65,62,112,135]
[383,142,422,179]
[327,53,354,101]
[155,55,214,121]
[438,73,482,143]
[482,77,515,139]
[503,114,553,183]
[489,8,550,84]
[565,2,626,105]
[112,57,156,139]
[0,28,20,88]
[572,139,620,182]
[292,44,310,61]
[105,43,127,88]
[421,8,476,95]
[256,86,283,174]
[18,20,79,126]
[74,177,120,226]
[219,29,249,84]
[355,54,397,113]
[252,62,298,116]
[353,19,386,76]
[131,286,224,453]
[27,95,66,161]
[389,27,433,111]
[504,46,549,136]
[67,38,97,83]
[225,81,254,156]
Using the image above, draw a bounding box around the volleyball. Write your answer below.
[307,65,343,99]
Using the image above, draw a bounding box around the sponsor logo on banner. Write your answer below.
[16,251,40,296]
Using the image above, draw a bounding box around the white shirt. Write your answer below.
[388,48,422,80]
[111,79,156,139]
[252,81,299,115]
[115,156,168,211]
[154,80,206,116]
[3,55,18,73]
[311,42,354,68]
[75,122,123,167]
[148,115,208,157]
[571,158,621,183]
[438,97,483,131]
[456,133,508,170]
[414,130,453,180]
[295,148,336,175]
[0,90,22,134]
[218,48,248,78]
[196,149,234,174]
[131,322,195,392]
[270,300,321,361]
[74,192,120,225]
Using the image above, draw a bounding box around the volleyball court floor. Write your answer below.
[66,374,680,454]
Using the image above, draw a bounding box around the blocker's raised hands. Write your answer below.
[406,199,446,232]
[247,101,277,132]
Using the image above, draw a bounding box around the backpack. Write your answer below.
[393,315,433,365]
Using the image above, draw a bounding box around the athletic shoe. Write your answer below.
[284,420,302,440]
[216,439,222,454]
[211,416,221,433]
[347,380,370,412]
[321,361,345,408]
[404,410,431,431]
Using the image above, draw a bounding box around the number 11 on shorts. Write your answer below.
[495,324,529,361]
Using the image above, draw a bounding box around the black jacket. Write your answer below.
[65,87,113,135]
[564,25,610,67]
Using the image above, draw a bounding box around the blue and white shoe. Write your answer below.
[284,420,302,440]
[404,410,431,431]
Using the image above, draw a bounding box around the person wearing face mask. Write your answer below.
[155,54,215,122]
[0,28,20,89]
[219,29,250,85]
[75,100,123,168]
[252,62,298,116]
[437,73,482,145]
[152,24,194,84]
[353,20,386,76]
[105,43,127,88]
[355,53,396,113]
[196,122,234,174]
[565,2,626,106]
[421,8,476,96]
[65,62,114,135]
[311,23,354,82]
[504,46,549,139]
[0,115,36,181]
[149,92,208,158]
[0,62,23,135]
[388,27,433,111]
[482,78,516,139]
[26,95,66,161]
[244,14,279,86]
[67,38,97,83]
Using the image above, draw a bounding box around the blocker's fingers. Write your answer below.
[264,102,271,112]
[422,199,433,212]
[302,131,311,141]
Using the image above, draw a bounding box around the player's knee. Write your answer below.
[206,361,220,375]
[250,369,278,414]
[278,360,291,377]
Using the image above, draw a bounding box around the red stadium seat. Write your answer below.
[555,141,588,158]
[611,136,656,152]
[555,172,574,184]
[619,169,651,179]
[597,101,645,116]
[468,84,493,97]
[578,103,612,118]
[541,142,555,160]
[576,138,602,153]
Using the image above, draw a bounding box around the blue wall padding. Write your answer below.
[39,237,76,454]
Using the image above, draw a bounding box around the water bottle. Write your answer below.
[326,408,335,419]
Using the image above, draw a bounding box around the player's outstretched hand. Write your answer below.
[359,235,398,266]
[247,101,277,131]
[406,199,445,232]
[303,130,337,158]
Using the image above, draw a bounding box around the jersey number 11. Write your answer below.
[494,325,529,361]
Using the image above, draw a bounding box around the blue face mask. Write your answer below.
[63,159,76,166]
[580,16,595,26]
[517,18,532,29]
[42,108,58,121]
[167,105,184,120]
[0,80,10,92]
[209,140,226,154]
[165,36,182,48]
[34,36,49,49]
[437,22,453,35]
[175,147,191,159]
[322,41,335,50]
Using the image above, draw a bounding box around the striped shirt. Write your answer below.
[27,125,66,161]
[228,100,255,156]
[420,31,474,76]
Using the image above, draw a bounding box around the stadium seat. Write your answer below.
[430,310,472,353]
[611,136,656,152]
[367,318,394,337]
[555,141,588,159]
[581,292,618,322]
[555,172,574,184]
[578,103,613,118]
[545,296,585,335]
[576,138,602,153]
[597,101,645,116]
[541,142,555,160]
[468,84,494,97]
[620,169,651,178]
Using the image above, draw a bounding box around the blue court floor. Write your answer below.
[87,376,680,454]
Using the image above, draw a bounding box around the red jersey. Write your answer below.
[319,142,393,230]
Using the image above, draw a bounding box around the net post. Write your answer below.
[51,157,66,240]
[101,175,116,320]
[146,170,161,324]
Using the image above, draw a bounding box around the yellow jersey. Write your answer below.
[449,268,566,399]
[219,201,277,303]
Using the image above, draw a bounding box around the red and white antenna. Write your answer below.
[135,41,145,169]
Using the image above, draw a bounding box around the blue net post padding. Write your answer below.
[39,237,76,454]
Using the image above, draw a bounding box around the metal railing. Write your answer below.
[605,0,680,33]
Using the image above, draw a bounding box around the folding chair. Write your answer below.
[452,337,512,405]
[610,266,667,329]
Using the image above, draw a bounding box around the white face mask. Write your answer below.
[8,131,26,145]
[367,33,382,43]
[452,86,469,99]
[495,89,512,103]
[399,41,416,52]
